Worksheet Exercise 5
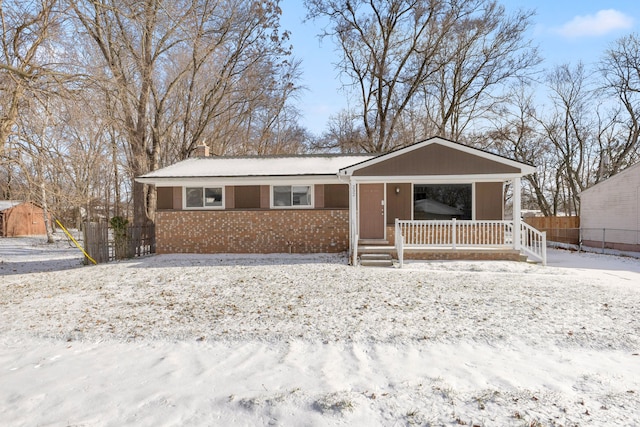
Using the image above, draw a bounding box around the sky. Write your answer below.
[279,0,640,135]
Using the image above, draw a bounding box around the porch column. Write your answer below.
[513,177,521,250]
[349,178,357,263]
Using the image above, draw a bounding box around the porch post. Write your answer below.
[349,178,358,265]
[513,177,521,250]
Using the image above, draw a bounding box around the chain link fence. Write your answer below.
[580,227,640,254]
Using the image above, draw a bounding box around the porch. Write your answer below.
[354,219,546,267]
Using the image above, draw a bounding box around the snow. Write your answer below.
[1,236,639,426]
[138,154,375,180]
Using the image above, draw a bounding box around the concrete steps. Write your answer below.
[359,253,395,267]
[357,241,396,267]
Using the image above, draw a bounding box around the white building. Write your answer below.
[579,162,640,252]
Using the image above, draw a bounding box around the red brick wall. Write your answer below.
[156,209,349,254]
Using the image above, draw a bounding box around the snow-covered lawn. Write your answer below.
[1,236,639,426]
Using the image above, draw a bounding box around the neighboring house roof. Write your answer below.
[137,154,375,184]
[0,200,24,212]
[579,161,640,197]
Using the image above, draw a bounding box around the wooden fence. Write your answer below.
[524,216,580,245]
[83,222,155,264]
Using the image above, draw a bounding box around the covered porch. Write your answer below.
[339,137,545,266]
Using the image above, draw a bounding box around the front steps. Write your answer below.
[357,240,397,267]
[359,252,395,267]
[356,239,529,266]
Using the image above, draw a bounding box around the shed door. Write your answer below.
[359,183,385,239]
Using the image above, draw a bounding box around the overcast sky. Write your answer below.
[279,0,639,135]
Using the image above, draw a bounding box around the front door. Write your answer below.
[359,183,385,239]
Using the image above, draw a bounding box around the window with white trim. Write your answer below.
[185,187,223,209]
[272,185,312,207]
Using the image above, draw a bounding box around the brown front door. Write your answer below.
[359,183,385,239]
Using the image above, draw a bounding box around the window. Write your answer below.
[185,187,223,208]
[413,184,472,220]
[272,185,312,207]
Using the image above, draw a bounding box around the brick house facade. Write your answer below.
[137,137,536,258]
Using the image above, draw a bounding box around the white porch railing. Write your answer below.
[395,219,547,267]
[520,221,547,266]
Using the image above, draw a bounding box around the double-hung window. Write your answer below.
[272,185,312,208]
[185,187,223,209]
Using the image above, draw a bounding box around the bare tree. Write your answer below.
[0,0,63,160]
[597,33,640,175]
[70,0,297,224]
[305,0,538,152]
[305,0,452,152]
[534,63,597,215]
[69,0,185,223]
[419,1,539,140]
[487,84,556,215]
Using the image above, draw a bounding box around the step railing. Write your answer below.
[520,221,547,265]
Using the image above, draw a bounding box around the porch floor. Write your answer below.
[357,241,526,263]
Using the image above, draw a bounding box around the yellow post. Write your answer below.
[55,219,97,265]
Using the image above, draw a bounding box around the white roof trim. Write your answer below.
[349,174,523,183]
[338,136,536,176]
[137,176,345,186]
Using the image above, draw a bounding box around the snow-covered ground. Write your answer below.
[1,236,639,426]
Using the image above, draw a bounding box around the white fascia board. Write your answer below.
[339,137,536,176]
[349,174,525,183]
[135,174,343,187]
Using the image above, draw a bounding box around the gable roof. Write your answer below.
[0,200,25,211]
[137,154,375,184]
[339,137,536,177]
[137,137,535,186]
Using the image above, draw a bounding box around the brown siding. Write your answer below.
[386,183,411,224]
[314,184,325,208]
[172,187,182,210]
[156,187,174,210]
[234,185,261,209]
[260,185,270,208]
[475,182,504,220]
[156,209,349,254]
[225,186,235,209]
[354,143,520,176]
[324,184,349,208]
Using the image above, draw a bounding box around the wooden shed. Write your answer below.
[0,201,49,237]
